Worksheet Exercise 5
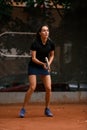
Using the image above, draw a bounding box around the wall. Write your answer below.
[0,92,87,104]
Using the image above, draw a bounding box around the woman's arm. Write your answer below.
[31,50,54,70]
[31,50,45,67]
[48,50,55,66]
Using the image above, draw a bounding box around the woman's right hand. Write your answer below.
[43,63,50,72]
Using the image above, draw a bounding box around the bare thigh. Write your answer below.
[28,75,37,90]
[40,75,51,90]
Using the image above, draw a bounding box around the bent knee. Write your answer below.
[28,85,36,92]
[45,86,51,92]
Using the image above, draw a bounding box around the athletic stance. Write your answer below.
[19,24,55,117]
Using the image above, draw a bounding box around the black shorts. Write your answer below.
[28,65,50,75]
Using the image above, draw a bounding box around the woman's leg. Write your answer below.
[19,75,36,117]
[23,75,37,108]
[41,75,51,108]
[41,75,53,117]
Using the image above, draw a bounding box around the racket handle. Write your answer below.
[45,57,49,70]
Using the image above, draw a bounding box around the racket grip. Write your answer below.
[45,57,49,69]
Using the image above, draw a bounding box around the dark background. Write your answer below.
[0,1,87,91]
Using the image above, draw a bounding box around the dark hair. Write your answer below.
[36,24,49,40]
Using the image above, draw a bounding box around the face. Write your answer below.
[39,26,49,39]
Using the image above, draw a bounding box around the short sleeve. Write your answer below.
[30,41,37,51]
[50,41,55,51]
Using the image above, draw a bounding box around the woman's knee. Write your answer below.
[27,85,36,93]
[45,86,51,92]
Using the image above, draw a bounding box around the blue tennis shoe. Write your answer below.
[45,108,53,117]
[19,108,26,118]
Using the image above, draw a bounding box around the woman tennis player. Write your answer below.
[19,24,55,117]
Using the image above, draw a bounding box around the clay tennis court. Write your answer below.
[0,103,87,130]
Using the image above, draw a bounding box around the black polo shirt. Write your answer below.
[30,38,55,65]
